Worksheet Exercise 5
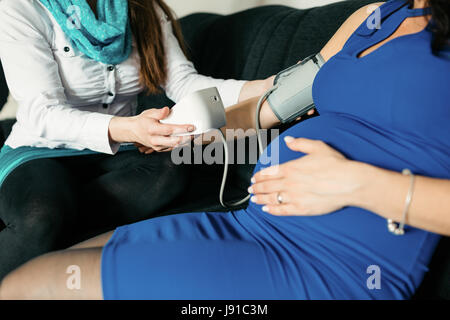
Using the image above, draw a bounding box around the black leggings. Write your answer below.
[0,149,188,280]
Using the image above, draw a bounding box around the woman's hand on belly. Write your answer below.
[249,137,368,216]
[109,107,196,152]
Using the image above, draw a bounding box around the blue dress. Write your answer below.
[101,0,449,300]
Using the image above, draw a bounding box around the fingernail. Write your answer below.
[248,187,253,194]
[251,177,256,184]
[250,196,257,203]
[262,206,269,212]
[284,136,295,143]
[188,126,196,132]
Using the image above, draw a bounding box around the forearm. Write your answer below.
[108,116,134,144]
[196,96,280,144]
[350,163,450,236]
[223,97,280,132]
[16,99,119,154]
[238,76,276,103]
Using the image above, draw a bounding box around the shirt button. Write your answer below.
[107,66,115,72]
[64,46,70,52]
[103,104,108,109]
[108,92,114,97]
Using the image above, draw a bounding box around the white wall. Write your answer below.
[165,0,345,17]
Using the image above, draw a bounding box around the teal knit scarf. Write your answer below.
[40,0,132,65]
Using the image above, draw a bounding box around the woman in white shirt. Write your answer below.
[0,0,272,280]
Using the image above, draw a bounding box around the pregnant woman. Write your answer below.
[0,0,272,280]
[1,0,449,299]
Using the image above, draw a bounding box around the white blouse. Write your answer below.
[0,0,245,154]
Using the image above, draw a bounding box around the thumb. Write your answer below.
[284,137,334,155]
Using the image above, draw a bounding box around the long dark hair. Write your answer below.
[408,0,450,54]
[87,0,187,94]
[128,0,188,94]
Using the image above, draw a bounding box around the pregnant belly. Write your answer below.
[243,114,441,291]
[254,114,450,180]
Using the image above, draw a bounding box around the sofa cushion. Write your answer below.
[180,2,376,80]
[414,237,450,300]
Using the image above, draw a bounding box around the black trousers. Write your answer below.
[0,149,189,280]
[0,61,8,109]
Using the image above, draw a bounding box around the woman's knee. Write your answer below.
[0,254,55,300]
[0,159,79,241]
[0,260,35,300]
[146,154,190,206]
[0,279,4,299]
[0,248,103,300]
[0,269,20,300]
[129,151,190,194]
[156,151,190,187]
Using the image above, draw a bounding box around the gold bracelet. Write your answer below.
[387,169,415,236]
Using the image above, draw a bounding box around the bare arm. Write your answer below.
[319,2,385,61]
[353,163,450,236]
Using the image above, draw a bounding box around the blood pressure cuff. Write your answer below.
[267,53,325,123]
